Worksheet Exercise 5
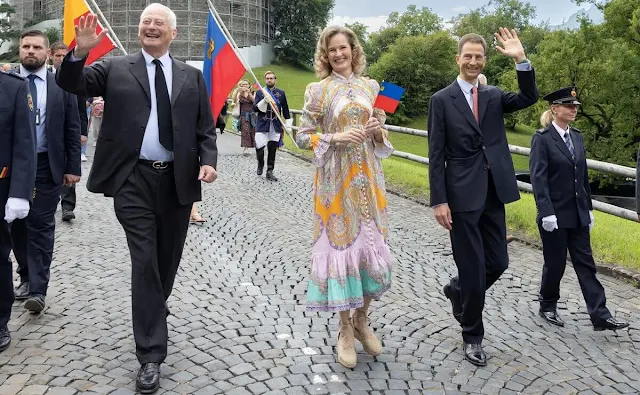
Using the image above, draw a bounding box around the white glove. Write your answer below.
[541,215,558,232]
[257,97,269,113]
[589,210,595,231]
[285,118,293,132]
[4,197,30,223]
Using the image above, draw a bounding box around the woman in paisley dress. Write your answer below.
[296,26,394,368]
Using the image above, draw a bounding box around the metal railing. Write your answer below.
[288,109,638,222]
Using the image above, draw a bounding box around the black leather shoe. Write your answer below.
[136,363,161,394]
[593,317,630,331]
[0,326,10,352]
[257,167,263,176]
[25,294,45,313]
[539,310,565,327]
[443,284,462,322]
[266,171,278,181]
[61,209,75,222]
[14,282,29,301]
[463,343,487,366]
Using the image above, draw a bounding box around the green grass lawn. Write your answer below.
[263,63,640,271]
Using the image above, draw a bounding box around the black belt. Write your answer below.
[138,159,174,170]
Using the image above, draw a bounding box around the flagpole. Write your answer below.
[86,0,128,55]
[206,0,299,148]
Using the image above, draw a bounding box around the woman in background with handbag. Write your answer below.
[233,80,256,155]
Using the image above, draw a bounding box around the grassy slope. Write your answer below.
[248,64,640,271]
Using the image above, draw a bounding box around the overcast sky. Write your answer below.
[330,0,583,32]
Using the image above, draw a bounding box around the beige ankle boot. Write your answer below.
[336,321,357,368]
[351,309,382,356]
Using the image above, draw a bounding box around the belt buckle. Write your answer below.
[152,161,168,170]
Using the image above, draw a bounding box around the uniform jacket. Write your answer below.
[253,87,290,134]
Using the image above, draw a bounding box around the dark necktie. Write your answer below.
[27,74,38,113]
[152,59,173,151]
[563,131,575,157]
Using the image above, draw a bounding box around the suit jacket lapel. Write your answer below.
[45,71,59,131]
[450,82,482,135]
[170,57,186,107]
[130,52,151,103]
[478,84,489,125]
[549,125,574,162]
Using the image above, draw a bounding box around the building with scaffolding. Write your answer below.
[7,0,274,62]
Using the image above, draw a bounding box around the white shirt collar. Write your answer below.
[552,121,570,138]
[456,76,478,94]
[19,64,48,81]
[141,49,172,67]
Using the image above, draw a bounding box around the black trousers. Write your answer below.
[448,174,509,344]
[256,141,278,172]
[114,162,191,364]
[60,184,76,212]
[0,180,14,328]
[11,153,61,296]
[538,225,611,324]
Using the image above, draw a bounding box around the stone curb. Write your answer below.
[224,129,640,288]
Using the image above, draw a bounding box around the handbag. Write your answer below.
[232,100,241,118]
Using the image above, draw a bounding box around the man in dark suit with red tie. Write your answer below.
[428,28,538,366]
[56,4,218,393]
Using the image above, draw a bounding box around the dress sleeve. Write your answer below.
[296,82,334,167]
[369,79,394,158]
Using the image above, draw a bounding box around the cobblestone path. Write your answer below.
[1,133,638,395]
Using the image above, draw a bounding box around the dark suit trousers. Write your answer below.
[0,180,14,328]
[449,173,509,344]
[114,162,191,364]
[11,153,61,295]
[60,184,76,211]
[538,225,611,324]
[256,141,278,171]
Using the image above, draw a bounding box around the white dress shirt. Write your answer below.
[19,65,48,153]
[552,121,570,139]
[139,49,174,162]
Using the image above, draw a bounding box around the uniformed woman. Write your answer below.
[529,87,629,331]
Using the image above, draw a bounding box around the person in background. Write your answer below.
[234,79,256,155]
[89,96,104,144]
[529,86,629,332]
[478,73,487,85]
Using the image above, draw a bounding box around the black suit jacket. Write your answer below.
[0,72,37,201]
[43,71,82,184]
[428,69,538,212]
[55,51,218,205]
[253,87,290,134]
[530,125,592,228]
[51,65,88,137]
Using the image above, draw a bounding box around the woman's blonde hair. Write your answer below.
[540,108,555,128]
[314,25,366,79]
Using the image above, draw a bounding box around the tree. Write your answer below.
[365,26,403,64]
[0,3,19,48]
[44,27,61,45]
[271,0,334,66]
[368,32,458,124]
[345,22,368,46]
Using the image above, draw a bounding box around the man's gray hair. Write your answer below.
[140,3,177,29]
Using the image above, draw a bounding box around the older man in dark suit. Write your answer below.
[428,28,538,366]
[10,30,81,314]
[56,3,217,393]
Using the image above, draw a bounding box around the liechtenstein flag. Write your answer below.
[374,81,406,114]
[203,11,246,121]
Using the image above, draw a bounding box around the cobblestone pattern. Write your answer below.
[0,133,638,395]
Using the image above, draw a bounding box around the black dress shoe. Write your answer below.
[463,343,487,366]
[14,282,29,301]
[539,310,565,327]
[593,317,630,331]
[443,284,462,322]
[136,363,161,394]
[257,167,264,176]
[0,326,10,352]
[266,171,278,181]
[61,210,75,222]
[25,294,45,313]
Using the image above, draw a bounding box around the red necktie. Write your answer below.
[472,85,479,123]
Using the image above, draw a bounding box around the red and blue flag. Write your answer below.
[203,11,246,121]
[374,81,405,114]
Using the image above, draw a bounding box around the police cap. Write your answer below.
[543,86,581,105]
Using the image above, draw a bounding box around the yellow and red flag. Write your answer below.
[63,0,116,64]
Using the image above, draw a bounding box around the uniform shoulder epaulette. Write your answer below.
[536,128,547,134]
[2,72,26,80]
[570,126,582,133]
